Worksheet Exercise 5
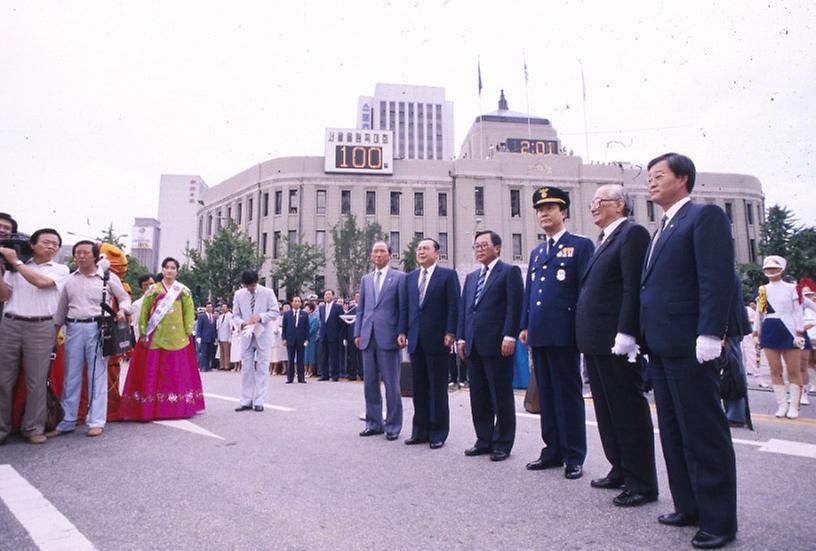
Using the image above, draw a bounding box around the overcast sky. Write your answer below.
[3,0,814,249]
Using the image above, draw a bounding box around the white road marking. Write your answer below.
[152,420,225,440]
[203,392,296,412]
[0,464,95,550]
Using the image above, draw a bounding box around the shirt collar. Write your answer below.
[547,228,567,245]
[375,266,389,277]
[600,217,627,244]
[663,197,691,225]
[481,257,500,272]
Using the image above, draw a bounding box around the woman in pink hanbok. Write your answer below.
[119,257,205,420]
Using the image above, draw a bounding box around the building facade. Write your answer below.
[158,174,208,264]
[199,94,764,296]
[131,217,161,273]
[356,83,454,161]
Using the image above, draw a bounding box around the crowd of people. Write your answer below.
[2,152,815,550]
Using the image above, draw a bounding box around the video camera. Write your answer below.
[0,237,33,271]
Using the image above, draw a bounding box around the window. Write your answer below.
[315,230,326,249]
[274,191,282,215]
[198,216,203,239]
[749,238,757,263]
[272,231,280,259]
[510,190,521,218]
[512,234,523,259]
[227,206,232,220]
[236,203,242,224]
[725,202,733,223]
[746,202,754,225]
[288,230,297,252]
[438,193,448,217]
[536,233,545,242]
[647,200,656,222]
[316,190,327,215]
[414,232,424,243]
[248,197,254,221]
[439,232,448,258]
[390,231,400,256]
[207,214,213,235]
[341,190,351,214]
[289,190,298,214]
[366,191,376,215]
[390,191,400,215]
[414,192,424,216]
[475,187,485,215]
[215,210,222,230]
[263,193,269,217]
[261,232,268,254]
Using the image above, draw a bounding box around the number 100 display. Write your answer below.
[336,145,383,170]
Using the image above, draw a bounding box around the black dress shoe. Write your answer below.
[386,433,399,441]
[658,512,700,527]
[298,380,307,384]
[285,380,293,384]
[429,441,445,449]
[613,490,658,507]
[590,476,625,489]
[359,428,384,437]
[253,405,264,412]
[404,437,429,445]
[331,378,339,382]
[319,377,330,381]
[490,450,509,462]
[691,530,735,549]
[526,457,564,471]
[464,446,491,457]
[235,405,252,412]
[564,464,583,479]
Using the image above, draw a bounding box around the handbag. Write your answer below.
[524,364,540,414]
[45,352,64,432]
[101,316,134,357]
[717,343,746,401]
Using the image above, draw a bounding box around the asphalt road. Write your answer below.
[1,369,814,550]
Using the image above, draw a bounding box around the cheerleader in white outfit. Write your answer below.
[755,256,805,418]
[798,281,816,404]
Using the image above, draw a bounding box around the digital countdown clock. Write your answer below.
[506,138,559,155]
[324,128,394,174]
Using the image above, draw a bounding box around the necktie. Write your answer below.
[474,266,488,305]
[547,237,555,255]
[374,270,382,303]
[325,302,331,321]
[250,292,256,314]
[646,214,669,268]
[418,269,429,304]
[295,309,299,326]
[597,231,605,246]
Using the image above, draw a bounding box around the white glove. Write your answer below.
[196,337,201,344]
[696,335,722,363]
[793,336,806,350]
[611,333,639,363]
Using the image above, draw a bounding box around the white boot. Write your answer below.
[773,385,789,417]
[801,385,810,406]
[787,385,801,419]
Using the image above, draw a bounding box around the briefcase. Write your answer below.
[101,317,133,357]
[524,365,540,414]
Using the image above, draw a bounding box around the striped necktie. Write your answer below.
[474,265,488,305]
[374,270,382,303]
[418,269,429,304]
[646,214,669,268]
[250,292,256,314]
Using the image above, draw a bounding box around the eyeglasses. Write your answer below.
[472,243,492,251]
[589,198,618,210]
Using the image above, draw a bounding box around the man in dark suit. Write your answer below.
[195,302,217,372]
[355,241,406,440]
[576,184,657,507]
[282,295,309,384]
[640,153,737,549]
[399,238,460,449]
[519,186,594,480]
[457,230,523,462]
[318,289,344,381]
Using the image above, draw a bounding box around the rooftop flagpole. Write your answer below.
[524,51,531,140]
[478,56,484,159]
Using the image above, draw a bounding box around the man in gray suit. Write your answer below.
[354,241,406,440]
[232,270,280,412]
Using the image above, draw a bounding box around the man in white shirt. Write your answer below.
[216,303,234,370]
[0,228,70,444]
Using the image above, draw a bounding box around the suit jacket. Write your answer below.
[520,232,594,347]
[457,260,523,357]
[399,265,460,355]
[576,220,650,355]
[195,313,217,344]
[282,308,310,346]
[640,201,735,357]
[355,268,406,351]
[232,285,280,350]
[318,301,344,342]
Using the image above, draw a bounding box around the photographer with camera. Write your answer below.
[0,228,70,445]
[48,240,131,438]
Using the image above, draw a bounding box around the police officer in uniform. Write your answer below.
[519,187,594,479]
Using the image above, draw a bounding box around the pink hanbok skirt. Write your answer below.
[119,338,205,421]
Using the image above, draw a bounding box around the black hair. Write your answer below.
[137,273,155,287]
[418,237,440,251]
[474,230,502,247]
[30,228,62,247]
[72,240,99,260]
[241,270,259,285]
[304,303,315,312]
[0,213,18,234]
[323,288,335,296]
[648,152,696,192]
[161,257,180,269]
[373,240,393,255]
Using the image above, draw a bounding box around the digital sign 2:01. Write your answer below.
[335,145,383,170]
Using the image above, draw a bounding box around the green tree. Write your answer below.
[787,228,816,279]
[183,220,266,306]
[759,205,797,257]
[330,215,386,296]
[272,237,325,299]
[738,262,764,302]
[400,234,421,273]
[97,223,127,250]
